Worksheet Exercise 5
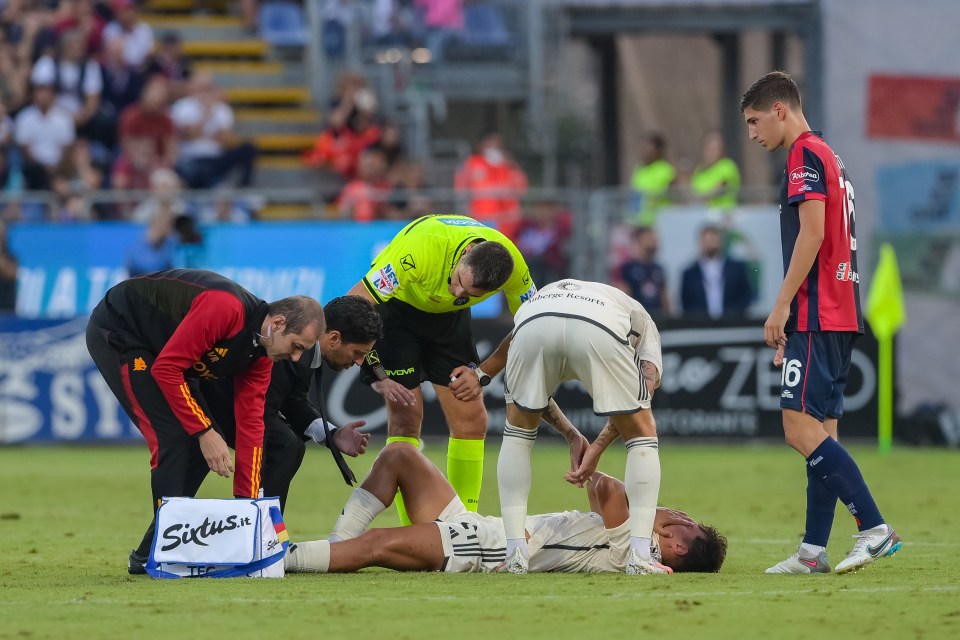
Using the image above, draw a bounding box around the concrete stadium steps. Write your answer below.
[225,87,310,107]
[193,62,306,88]
[253,156,328,190]
[253,134,316,154]
[181,40,269,60]
[142,15,250,41]
[144,0,229,13]
[235,108,322,136]
[256,203,325,220]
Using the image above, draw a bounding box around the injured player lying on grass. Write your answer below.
[284,441,727,574]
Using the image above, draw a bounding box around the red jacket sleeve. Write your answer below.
[233,357,273,498]
[150,290,247,436]
[231,356,272,498]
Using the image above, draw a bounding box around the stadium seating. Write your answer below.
[258,2,310,48]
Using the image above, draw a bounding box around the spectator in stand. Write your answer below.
[337,147,391,222]
[680,223,753,320]
[0,33,30,111]
[414,0,464,64]
[304,80,381,181]
[0,219,16,312]
[172,212,205,268]
[130,167,188,224]
[630,133,676,227]
[125,205,178,277]
[196,186,253,224]
[513,200,572,286]
[0,100,14,188]
[112,135,162,199]
[53,0,106,56]
[172,71,257,190]
[615,226,671,317]
[31,28,114,149]
[100,34,146,117]
[52,137,103,201]
[371,0,415,48]
[690,132,741,212]
[119,75,176,170]
[103,0,154,70]
[368,121,404,169]
[53,191,92,222]
[384,159,430,219]
[14,78,76,190]
[146,31,192,101]
[4,0,57,65]
[454,131,527,239]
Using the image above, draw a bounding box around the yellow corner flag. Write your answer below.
[864,243,906,453]
[865,243,906,340]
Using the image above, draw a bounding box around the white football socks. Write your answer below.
[284,540,331,573]
[330,488,386,542]
[498,422,537,554]
[625,436,660,560]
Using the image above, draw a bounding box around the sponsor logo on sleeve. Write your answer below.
[400,254,416,271]
[519,284,538,303]
[373,264,401,296]
[436,216,485,227]
[789,166,820,185]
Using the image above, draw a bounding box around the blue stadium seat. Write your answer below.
[258,1,309,48]
[461,2,512,48]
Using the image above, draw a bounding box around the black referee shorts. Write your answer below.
[374,299,479,389]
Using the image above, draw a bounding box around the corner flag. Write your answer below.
[865,243,906,454]
[865,243,906,341]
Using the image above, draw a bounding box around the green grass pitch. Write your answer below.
[1,441,958,639]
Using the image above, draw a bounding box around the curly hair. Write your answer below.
[323,295,382,345]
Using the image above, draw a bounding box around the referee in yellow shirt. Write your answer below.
[347,214,537,520]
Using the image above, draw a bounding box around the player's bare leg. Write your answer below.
[435,385,488,513]
[496,402,541,573]
[381,385,425,524]
[330,441,457,541]
[287,523,447,573]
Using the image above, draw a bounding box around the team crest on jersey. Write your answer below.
[373,264,401,295]
[789,166,820,185]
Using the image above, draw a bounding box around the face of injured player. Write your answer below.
[657,522,701,567]
[262,317,322,363]
[657,522,726,573]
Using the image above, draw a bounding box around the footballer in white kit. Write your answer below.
[496,280,669,575]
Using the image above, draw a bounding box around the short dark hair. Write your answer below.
[672,524,728,573]
[739,70,802,113]
[323,295,382,345]
[464,241,514,292]
[268,295,325,335]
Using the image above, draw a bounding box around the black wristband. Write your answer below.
[361,349,388,383]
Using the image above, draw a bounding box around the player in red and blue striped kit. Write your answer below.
[740,71,901,574]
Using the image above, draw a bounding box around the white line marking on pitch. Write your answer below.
[1,584,957,607]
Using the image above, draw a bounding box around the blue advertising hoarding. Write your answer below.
[8,221,503,318]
